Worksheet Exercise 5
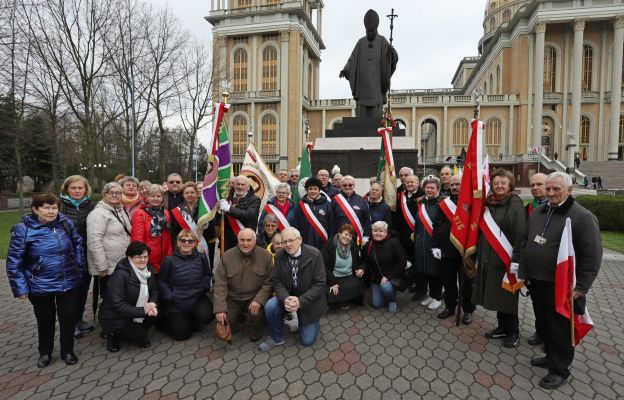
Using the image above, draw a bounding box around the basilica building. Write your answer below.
[207,0,624,176]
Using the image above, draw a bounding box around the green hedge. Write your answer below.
[576,195,624,232]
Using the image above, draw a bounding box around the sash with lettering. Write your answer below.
[400,191,416,231]
[334,194,364,242]
[171,207,209,254]
[299,201,328,242]
[417,202,434,236]
[438,197,457,222]
[263,203,291,231]
[479,208,524,293]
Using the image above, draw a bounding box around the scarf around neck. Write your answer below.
[144,206,168,237]
[332,233,352,259]
[60,194,90,207]
[130,261,151,323]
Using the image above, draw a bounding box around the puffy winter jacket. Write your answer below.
[6,213,86,297]
[87,201,132,276]
[131,204,173,273]
[98,258,158,332]
[59,196,95,243]
[158,251,212,313]
[293,193,334,249]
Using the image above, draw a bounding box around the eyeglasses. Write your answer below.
[282,237,300,245]
[342,184,354,187]
[168,180,181,184]
[107,191,123,197]
[178,238,196,244]
[265,224,277,228]
[276,191,288,195]
[132,255,149,260]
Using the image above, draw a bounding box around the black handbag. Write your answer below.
[369,242,409,292]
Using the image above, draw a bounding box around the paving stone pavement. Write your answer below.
[1,250,623,399]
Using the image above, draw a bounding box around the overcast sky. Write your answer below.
[151,0,486,98]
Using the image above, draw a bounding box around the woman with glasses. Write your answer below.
[257,182,294,235]
[87,182,132,300]
[120,176,142,219]
[320,224,365,309]
[99,242,159,352]
[158,230,213,341]
[131,184,173,273]
[59,175,95,337]
[7,193,86,368]
[257,213,279,248]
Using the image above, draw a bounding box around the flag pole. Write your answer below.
[570,295,575,347]
[220,90,230,256]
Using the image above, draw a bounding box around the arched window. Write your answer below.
[502,9,511,23]
[544,46,557,92]
[619,114,624,144]
[453,119,469,145]
[308,63,313,99]
[262,46,278,91]
[489,17,496,32]
[582,44,593,91]
[261,113,278,157]
[232,115,247,158]
[486,117,502,157]
[580,116,590,144]
[489,74,494,94]
[496,65,501,93]
[233,48,248,92]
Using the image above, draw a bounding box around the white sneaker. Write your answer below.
[427,299,442,310]
[420,296,433,306]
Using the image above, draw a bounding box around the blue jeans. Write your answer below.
[264,296,320,346]
[371,281,396,308]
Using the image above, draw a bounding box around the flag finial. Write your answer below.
[222,90,230,103]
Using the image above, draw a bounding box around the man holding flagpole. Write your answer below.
[520,171,602,389]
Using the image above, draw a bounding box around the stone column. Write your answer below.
[570,19,585,168]
[317,8,323,38]
[533,21,547,151]
[609,16,624,160]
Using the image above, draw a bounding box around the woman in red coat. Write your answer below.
[131,184,173,273]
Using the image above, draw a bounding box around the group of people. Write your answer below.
[6,165,602,390]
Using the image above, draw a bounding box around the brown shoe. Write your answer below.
[249,329,262,342]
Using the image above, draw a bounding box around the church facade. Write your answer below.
[207,0,624,174]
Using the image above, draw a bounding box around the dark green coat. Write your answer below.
[472,194,526,314]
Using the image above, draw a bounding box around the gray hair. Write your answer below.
[264,213,279,225]
[146,184,164,197]
[167,173,182,181]
[120,176,139,187]
[237,228,257,240]
[101,182,122,195]
[372,221,389,231]
[370,182,382,191]
[275,182,291,194]
[546,172,573,188]
[341,175,355,184]
[281,227,302,239]
[399,167,414,175]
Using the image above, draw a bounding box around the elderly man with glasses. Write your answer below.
[165,173,184,211]
[259,227,327,351]
[331,175,371,245]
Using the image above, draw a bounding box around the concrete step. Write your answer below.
[578,161,624,189]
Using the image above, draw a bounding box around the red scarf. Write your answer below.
[274,199,290,217]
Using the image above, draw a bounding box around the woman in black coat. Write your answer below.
[362,221,406,313]
[158,230,214,341]
[99,242,159,352]
[321,224,365,308]
[59,175,95,337]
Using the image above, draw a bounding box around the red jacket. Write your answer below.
[131,205,173,273]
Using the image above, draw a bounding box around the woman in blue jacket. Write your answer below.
[6,193,86,368]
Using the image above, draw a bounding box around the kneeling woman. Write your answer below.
[158,230,214,340]
[321,224,365,308]
[362,221,406,312]
[99,242,159,352]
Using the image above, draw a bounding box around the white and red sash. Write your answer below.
[334,194,364,242]
[299,201,328,242]
[417,203,434,236]
[226,215,245,237]
[479,208,524,293]
[171,207,209,254]
[400,192,416,231]
[263,203,291,231]
[438,197,457,222]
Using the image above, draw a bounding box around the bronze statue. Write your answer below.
[340,9,398,118]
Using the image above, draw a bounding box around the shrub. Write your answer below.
[576,195,624,232]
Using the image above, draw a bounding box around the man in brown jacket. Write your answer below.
[213,228,274,341]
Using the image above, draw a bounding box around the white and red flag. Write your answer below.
[555,218,594,346]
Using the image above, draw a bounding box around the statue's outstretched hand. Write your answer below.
[339,70,349,79]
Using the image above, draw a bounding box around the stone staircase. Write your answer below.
[577,161,624,190]
[539,154,585,183]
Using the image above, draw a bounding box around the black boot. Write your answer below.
[106,332,120,353]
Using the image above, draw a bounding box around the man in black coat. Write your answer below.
[259,227,327,351]
[519,172,602,390]
[217,175,261,251]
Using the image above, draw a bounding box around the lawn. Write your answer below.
[601,231,624,254]
[0,211,21,258]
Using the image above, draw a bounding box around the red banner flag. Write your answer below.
[450,119,484,276]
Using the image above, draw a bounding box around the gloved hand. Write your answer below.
[510,262,519,275]
[219,199,230,212]
[431,248,442,260]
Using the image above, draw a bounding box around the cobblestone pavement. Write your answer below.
[1,250,623,400]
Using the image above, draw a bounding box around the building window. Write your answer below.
[232,115,248,158]
[544,46,557,92]
[308,63,313,99]
[580,115,590,160]
[486,117,502,157]
[489,17,496,32]
[619,114,624,144]
[233,48,248,92]
[502,9,511,23]
[237,0,251,8]
[262,46,278,91]
[496,65,500,93]
[261,114,278,157]
[582,44,593,91]
[453,119,469,145]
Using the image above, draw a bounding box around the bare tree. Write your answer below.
[177,38,214,179]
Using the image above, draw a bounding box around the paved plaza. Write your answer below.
[1,250,623,400]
